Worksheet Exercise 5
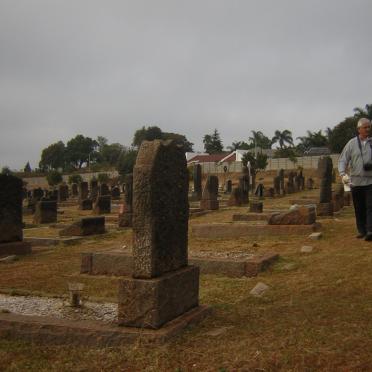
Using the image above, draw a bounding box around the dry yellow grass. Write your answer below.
[2,189,372,371]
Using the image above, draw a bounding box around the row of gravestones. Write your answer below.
[25,182,121,204]
[0,142,353,333]
[272,169,310,196]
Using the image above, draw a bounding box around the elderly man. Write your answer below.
[338,118,372,240]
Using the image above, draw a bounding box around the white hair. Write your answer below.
[357,117,371,128]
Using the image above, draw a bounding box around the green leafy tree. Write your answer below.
[68,174,83,184]
[353,104,372,120]
[65,135,98,169]
[97,173,110,183]
[116,148,138,177]
[96,136,125,166]
[162,132,194,152]
[24,162,32,173]
[271,130,294,149]
[241,152,268,191]
[132,126,163,148]
[203,129,224,153]
[227,141,251,151]
[327,116,358,153]
[39,141,66,171]
[274,147,298,163]
[46,170,63,186]
[1,166,13,175]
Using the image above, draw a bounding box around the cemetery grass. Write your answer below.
[2,197,372,369]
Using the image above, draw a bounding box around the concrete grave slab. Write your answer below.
[191,222,321,238]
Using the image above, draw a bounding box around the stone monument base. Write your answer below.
[118,212,132,227]
[0,241,32,256]
[200,199,219,210]
[118,266,199,329]
[317,202,334,216]
[0,305,211,346]
[249,201,263,213]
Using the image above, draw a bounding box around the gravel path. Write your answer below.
[0,294,117,323]
[190,250,255,260]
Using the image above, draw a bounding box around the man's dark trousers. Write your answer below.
[351,184,372,235]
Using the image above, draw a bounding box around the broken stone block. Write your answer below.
[300,245,314,253]
[309,232,322,240]
[268,205,316,225]
[250,282,269,297]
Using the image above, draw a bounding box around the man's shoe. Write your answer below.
[357,233,366,239]
[365,233,372,241]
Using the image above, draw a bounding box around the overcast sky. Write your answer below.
[1,0,371,169]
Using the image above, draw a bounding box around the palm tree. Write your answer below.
[271,130,294,149]
[353,104,372,120]
[296,130,328,151]
[249,130,272,150]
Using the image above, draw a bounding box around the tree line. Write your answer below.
[203,104,372,158]
[10,102,371,178]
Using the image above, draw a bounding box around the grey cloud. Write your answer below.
[0,0,371,168]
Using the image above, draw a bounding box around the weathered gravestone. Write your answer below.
[254,183,264,199]
[332,183,345,212]
[33,201,57,224]
[306,177,314,190]
[111,186,121,200]
[264,187,275,198]
[58,184,69,202]
[238,175,249,204]
[22,187,27,200]
[0,175,32,255]
[59,216,105,236]
[295,169,305,191]
[118,140,200,329]
[71,183,78,197]
[200,175,219,210]
[273,176,281,196]
[344,191,352,206]
[90,179,99,201]
[278,169,285,195]
[52,189,58,201]
[118,174,133,227]
[32,188,44,200]
[317,156,334,216]
[79,199,93,210]
[227,187,244,206]
[191,164,202,200]
[225,180,232,193]
[286,172,295,194]
[99,183,110,196]
[78,182,89,200]
[93,195,111,214]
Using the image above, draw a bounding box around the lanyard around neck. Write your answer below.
[356,136,372,165]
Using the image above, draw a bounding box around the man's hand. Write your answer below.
[342,174,350,184]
